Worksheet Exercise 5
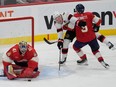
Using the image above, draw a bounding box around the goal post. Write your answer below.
[0,16,34,47]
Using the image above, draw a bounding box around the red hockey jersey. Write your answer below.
[74,12,101,42]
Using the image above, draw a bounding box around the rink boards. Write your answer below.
[0,1,116,45]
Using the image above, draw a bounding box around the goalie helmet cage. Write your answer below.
[0,16,34,48]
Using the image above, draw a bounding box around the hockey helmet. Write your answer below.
[75,4,85,13]
[19,41,28,54]
[53,11,61,19]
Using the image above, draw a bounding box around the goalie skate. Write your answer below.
[77,58,88,65]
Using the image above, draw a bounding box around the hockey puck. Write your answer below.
[28,79,31,82]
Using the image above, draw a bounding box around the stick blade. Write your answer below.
[43,38,57,45]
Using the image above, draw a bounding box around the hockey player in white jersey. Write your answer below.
[53,11,76,64]
[53,10,115,65]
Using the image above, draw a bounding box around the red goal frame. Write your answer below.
[0,16,34,47]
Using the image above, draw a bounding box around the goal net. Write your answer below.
[0,16,34,46]
[0,16,34,63]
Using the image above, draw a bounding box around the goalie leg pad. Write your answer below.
[18,68,40,78]
[6,65,17,80]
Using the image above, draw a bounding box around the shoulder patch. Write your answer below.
[6,52,11,57]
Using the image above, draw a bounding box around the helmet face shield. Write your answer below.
[19,41,27,54]
[53,11,63,24]
[54,15,63,24]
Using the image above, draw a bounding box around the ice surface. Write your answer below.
[0,35,116,87]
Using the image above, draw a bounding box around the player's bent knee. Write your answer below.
[73,45,80,52]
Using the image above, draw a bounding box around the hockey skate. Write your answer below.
[59,57,66,64]
[77,58,88,65]
[107,42,116,50]
[100,61,110,69]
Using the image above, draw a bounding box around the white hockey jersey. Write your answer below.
[54,12,77,39]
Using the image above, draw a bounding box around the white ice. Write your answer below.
[0,35,116,87]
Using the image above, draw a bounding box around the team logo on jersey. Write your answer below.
[14,56,19,59]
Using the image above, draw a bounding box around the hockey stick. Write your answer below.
[59,49,62,71]
[43,38,57,45]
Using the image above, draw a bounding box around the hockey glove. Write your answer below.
[93,24,100,32]
[18,67,33,78]
[78,20,86,28]
[57,39,63,50]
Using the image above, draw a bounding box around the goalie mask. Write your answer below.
[53,11,63,24]
[19,41,28,54]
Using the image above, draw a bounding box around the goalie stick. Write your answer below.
[0,74,5,77]
[43,38,62,71]
[0,74,32,81]
[43,38,57,45]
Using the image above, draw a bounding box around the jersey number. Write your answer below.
[81,26,88,33]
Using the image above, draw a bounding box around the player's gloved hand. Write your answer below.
[78,20,86,28]
[93,24,100,32]
[57,39,63,50]
[18,67,33,78]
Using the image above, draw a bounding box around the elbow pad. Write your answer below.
[93,24,100,32]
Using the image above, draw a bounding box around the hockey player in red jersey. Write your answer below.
[72,4,109,68]
[53,4,115,66]
[2,41,40,80]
